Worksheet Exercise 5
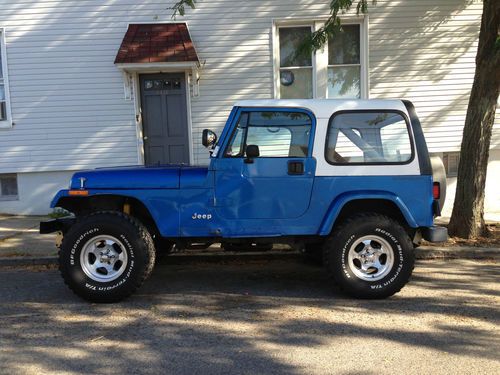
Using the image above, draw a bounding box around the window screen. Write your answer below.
[0,174,18,200]
[326,111,413,164]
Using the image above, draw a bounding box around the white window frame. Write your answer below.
[273,17,369,100]
[0,28,12,128]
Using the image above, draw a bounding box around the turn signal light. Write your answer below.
[433,182,440,200]
[69,190,89,196]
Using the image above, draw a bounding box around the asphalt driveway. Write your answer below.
[0,258,498,375]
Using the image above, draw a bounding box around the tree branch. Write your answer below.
[296,0,376,57]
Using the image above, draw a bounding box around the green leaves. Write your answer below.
[168,0,377,53]
[296,0,376,58]
[170,0,197,18]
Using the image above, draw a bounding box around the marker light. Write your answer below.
[433,182,440,200]
[69,190,89,196]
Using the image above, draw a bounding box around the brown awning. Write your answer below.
[114,23,199,64]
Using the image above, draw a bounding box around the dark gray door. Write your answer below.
[140,73,190,165]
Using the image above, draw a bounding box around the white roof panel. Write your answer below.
[234,99,409,118]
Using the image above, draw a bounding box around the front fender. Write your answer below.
[50,189,71,208]
[318,191,418,235]
[49,189,180,237]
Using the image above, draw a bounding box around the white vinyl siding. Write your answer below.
[0,0,498,173]
[368,0,500,154]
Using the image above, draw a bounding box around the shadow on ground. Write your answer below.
[0,259,498,374]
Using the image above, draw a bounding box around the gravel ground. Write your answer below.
[0,258,498,375]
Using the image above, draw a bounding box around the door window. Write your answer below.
[225,111,312,158]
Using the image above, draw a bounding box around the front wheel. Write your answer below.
[59,211,155,303]
[324,213,414,299]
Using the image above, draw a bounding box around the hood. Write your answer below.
[70,165,206,190]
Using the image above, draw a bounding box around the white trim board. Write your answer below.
[0,28,13,129]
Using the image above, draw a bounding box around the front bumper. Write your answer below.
[421,225,448,243]
[39,217,76,234]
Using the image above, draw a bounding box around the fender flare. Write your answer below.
[50,190,169,236]
[318,191,418,235]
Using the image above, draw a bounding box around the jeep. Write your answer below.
[40,99,448,302]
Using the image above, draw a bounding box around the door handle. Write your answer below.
[143,136,148,140]
[288,161,304,175]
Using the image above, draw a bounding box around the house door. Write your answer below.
[140,73,190,165]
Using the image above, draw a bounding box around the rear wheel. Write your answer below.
[324,213,414,299]
[59,211,155,303]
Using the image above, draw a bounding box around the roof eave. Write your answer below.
[115,61,199,72]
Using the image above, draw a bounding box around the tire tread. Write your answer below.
[59,210,155,303]
[323,212,415,299]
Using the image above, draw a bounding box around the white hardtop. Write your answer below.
[234,99,409,119]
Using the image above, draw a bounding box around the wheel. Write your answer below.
[59,211,155,303]
[324,213,414,299]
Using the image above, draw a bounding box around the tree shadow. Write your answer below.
[0,258,498,373]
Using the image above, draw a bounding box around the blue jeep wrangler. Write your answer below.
[41,99,447,302]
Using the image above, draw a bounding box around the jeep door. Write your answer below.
[214,108,316,220]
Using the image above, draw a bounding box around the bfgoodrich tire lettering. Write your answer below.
[59,211,155,303]
[324,213,414,299]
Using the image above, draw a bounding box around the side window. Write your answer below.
[326,111,413,164]
[246,126,292,157]
[225,113,248,157]
[225,111,312,158]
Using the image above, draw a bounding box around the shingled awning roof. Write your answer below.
[114,23,199,64]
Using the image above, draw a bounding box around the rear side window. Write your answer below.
[326,111,413,164]
[225,110,312,158]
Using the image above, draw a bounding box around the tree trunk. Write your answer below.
[448,0,500,238]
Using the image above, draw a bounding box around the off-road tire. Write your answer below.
[59,211,155,303]
[324,213,414,299]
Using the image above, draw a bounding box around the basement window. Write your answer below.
[0,174,18,200]
[443,152,460,177]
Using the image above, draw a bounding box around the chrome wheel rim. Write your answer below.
[347,235,395,282]
[80,235,128,283]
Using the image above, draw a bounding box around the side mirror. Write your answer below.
[202,129,218,148]
[246,145,260,158]
[244,145,260,164]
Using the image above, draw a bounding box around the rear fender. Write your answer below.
[318,192,418,235]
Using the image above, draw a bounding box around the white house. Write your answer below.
[0,0,499,217]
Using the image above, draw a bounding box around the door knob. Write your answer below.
[143,136,148,140]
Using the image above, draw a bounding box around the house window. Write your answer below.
[278,27,314,99]
[328,24,361,98]
[276,21,366,99]
[0,29,11,127]
[0,174,18,200]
